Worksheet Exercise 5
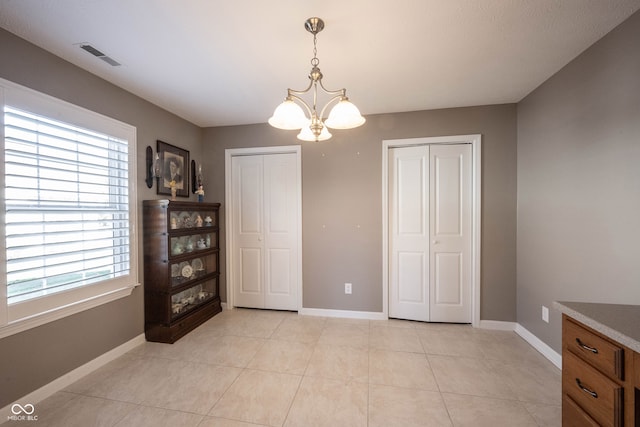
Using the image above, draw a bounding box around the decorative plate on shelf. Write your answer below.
[181,264,194,278]
[192,258,204,272]
[178,261,189,275]
[171,264,180,277]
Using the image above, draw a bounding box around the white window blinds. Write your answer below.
[4,106,131,304]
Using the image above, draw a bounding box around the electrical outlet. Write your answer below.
[542,305,549,323]
[344,283,352,295]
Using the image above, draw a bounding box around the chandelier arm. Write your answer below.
[287,92,314,118]
[287,78,315,96]
[287,75,344,97]
[318,79,347,97]
[318,94,345,121]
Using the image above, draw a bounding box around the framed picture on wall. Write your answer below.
[157,140,189,197]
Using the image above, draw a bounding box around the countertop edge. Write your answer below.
[553,301,640,353]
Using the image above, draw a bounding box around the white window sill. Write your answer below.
[0,283,139,339]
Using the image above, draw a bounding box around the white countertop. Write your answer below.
[554,301,640,353]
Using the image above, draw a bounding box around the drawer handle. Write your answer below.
[575,378,598,398]
[575,338,598,354]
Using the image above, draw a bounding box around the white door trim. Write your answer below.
[225,145,302,311]
[382,135,482,326]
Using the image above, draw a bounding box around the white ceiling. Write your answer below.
[1,0,639,128]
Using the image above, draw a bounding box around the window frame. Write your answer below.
[0,78,139,339]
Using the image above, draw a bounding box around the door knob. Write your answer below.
[432,240,439,245]
[258,236,263,241]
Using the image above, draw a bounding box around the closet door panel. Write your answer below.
[389,146,430,321]
[263,153,298,310]
[232,155,265,308]
[429,144,472,323]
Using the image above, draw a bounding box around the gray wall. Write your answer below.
[516,10,640,352]
[203,104,518,320]
[0,28,204,407]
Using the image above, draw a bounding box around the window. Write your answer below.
[0,78,139,337]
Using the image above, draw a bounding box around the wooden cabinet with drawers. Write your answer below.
[562,315,638,426]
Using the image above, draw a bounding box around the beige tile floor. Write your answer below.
[10,309,562,426]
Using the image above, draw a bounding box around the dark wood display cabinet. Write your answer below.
[143,200,221,343]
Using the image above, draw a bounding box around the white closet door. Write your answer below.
[263,153,298,310]
[388,144,472,323]
[429,144,472,323]
[389,146,430,321]
[231,153,299,310]
[232,155,265,308]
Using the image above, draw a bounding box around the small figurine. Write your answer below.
[196,185,205,202]
[204,216,212,226]
[196,238,206,249]
[170,217,178,230]
[195,215,203,227]
[169,180,177,201]
[171,241,183,255]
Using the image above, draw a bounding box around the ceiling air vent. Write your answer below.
[78,43,121,66]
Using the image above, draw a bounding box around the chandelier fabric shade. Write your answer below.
[269,17,365,142]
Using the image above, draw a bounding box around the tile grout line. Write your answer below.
[276,314,322,427]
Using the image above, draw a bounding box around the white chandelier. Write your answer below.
[268,17,365,142]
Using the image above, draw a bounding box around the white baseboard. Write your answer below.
[298,307,387,320]
[0,333,145,421]
[477,320,561,369]
[514,324,562,369]
[478,320,517,331]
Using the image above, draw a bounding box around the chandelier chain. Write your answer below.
[311,33,319,67]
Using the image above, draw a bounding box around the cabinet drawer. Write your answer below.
[563,351,623,427]
[564,318,624,380]
[562,394,599,427]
